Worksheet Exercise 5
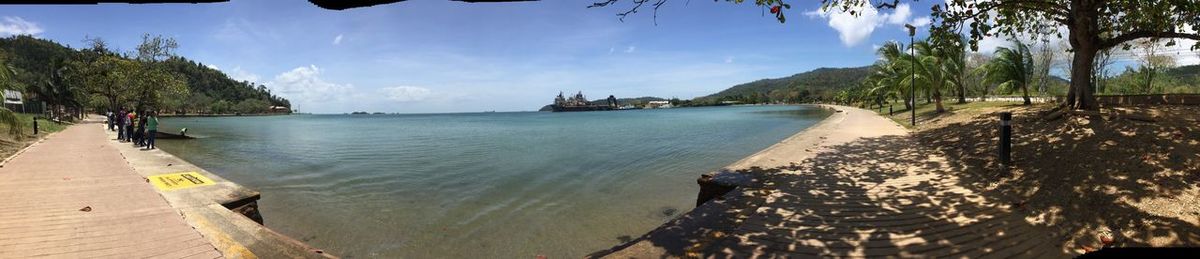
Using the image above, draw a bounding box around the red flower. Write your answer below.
[770,5,781,14]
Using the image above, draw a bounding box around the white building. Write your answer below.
[646,100,673,109]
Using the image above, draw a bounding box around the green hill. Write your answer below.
[696,66,873,104]
[0,35,289,115]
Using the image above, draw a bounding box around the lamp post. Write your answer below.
[905,24,916,126]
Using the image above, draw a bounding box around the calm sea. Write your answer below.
[157,105,830,258]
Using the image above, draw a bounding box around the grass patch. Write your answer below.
[0,113,70,159]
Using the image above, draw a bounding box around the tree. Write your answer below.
[1091,47,1115,94]
[591,0,1200,110]
[965,52,992,100]
[1031,39,1058,94]
[0,50,23,136]
[866,41,913,109]
[913,41,949,113]
[984,41,1035,105]
[67,54,137,113]
[1136,39,1176,94]
[134,34,178,62]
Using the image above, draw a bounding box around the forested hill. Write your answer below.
[697,66,872,104]
[0,35,289,114]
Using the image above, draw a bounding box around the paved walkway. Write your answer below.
[0,122,221,258]
[699,106,1066,257]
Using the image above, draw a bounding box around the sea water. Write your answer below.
[157,105,829,258]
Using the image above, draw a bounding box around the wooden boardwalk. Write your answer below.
[0,123,221,258]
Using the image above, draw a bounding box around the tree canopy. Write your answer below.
[0,35,291,116]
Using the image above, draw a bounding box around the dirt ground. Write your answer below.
[911,103,1200,252]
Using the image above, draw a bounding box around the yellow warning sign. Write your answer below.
[149,172,215,191]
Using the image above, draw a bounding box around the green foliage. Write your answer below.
[0,35,290,115]
[983,41,1035,105]
[1103,65,1200,95]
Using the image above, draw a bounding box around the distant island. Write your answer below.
[536,67,877,111]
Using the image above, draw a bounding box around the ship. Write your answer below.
[550,91,618,112]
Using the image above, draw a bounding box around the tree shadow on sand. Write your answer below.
[688,135,1067,258]
[917,105,1200,249]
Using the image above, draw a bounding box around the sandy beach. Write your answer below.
[595,104,1068,258]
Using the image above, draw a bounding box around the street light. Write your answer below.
[905,24,916,126]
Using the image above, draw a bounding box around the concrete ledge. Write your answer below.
[104,125,333,258]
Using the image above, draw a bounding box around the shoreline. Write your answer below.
[160,113,293,118]
[99,120,332,258]
[590,104,908,257]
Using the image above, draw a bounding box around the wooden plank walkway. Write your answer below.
[0,123,222,258]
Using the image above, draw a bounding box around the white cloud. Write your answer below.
[886,4,912,24]
[379,86,432,102]
[625,46,636,53]
[724,56,735,63]
[205,64,219,70]
[910,17,932,28]
[267,65,356,112]
[0,17,43,36]
[806,3,932,47]
[227,66,261,83]
[333,34,343,45]
[608,47,615,54]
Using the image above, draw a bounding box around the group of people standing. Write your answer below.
[106,109,158,149]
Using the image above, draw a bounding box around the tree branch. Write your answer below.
[1101,30,1200,50]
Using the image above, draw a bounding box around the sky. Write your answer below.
[2,0,1190,113]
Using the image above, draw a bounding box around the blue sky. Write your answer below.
[2,0,946,113]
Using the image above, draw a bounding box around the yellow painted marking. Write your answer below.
[149,172,216,191]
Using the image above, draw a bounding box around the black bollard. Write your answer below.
[999,112,1012,167]
[33,117,39,135]
[889,105,894,116]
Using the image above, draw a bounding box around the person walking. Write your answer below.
[145,112,158,150]
[125,111,136,142]
[116,109,127,141]
[106,110,114,131]
[135,113,147,147]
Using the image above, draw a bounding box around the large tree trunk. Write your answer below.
[1067,0,1100,110]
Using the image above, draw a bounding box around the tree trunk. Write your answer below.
[957,81,967,104]
[934,87,945,113]
[1020,83,1032,105]
[1066,0,1100,110]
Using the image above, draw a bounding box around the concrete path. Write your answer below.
[0,122,221,258]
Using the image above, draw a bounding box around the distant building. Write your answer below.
[550,91,618,112]
[3,90,23,112]
[646,100,673,109]
[268,106,292,114]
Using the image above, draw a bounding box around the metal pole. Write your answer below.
[999,112,1012,167]
[906,24,916,126]
[33,117,38,135]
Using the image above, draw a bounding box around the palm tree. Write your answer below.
[0,51,25,136]
[913,41,947,113]
[942,35,969,104]
[984,41,1035,105]
[868,41,915,110]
